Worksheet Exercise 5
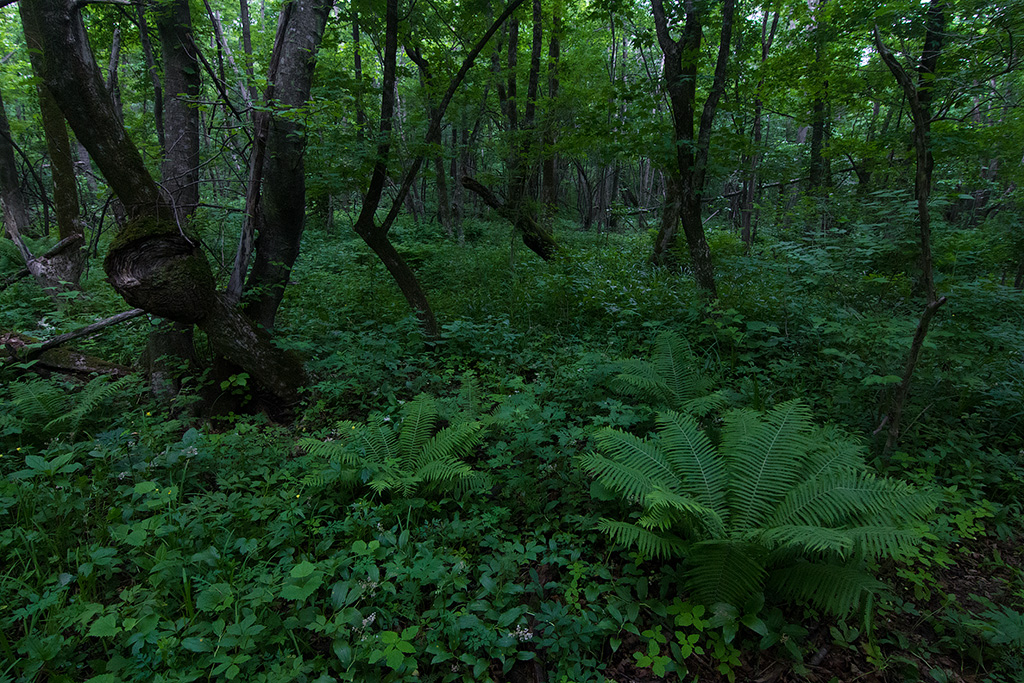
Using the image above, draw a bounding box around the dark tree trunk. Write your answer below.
[156,0,201,223]
[136,3,165,151]
[243,0,333,331]
[20,0,307,405]
[0,85,31,237]
[650,0,734,298]
[352,0,526,335]
[20,5,85,292]
[541,10,561,220]
[873,2,947,451]
[740,10,778,247]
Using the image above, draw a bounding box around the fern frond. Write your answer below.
[399,395,438,463]
[592,427,682,494]
[597,519,686,559]
[609,360,673,404]
[299,437,363,465]
[803,426,867,477]
[768,561,885,616]
[682,390,727,417]
[747,525,854,557]
[684,540,768,608]
[847,526,922,560]
[769,470,933,530]
[641,487,726,536]
[414,421,484,472]
[655,411,728,517]
[726,400,813,530]
[654,332,703,407]
[48,375,142,436]
[361,421,400,465]
[11,379,68,429]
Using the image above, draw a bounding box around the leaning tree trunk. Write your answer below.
[19,0,307,405]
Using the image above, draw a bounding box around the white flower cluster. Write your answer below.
[508,624,533,642]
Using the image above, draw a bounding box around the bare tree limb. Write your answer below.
[22,308,146,358]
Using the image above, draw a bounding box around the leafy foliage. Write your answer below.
[300,394,489,497]
[582,400,935,614]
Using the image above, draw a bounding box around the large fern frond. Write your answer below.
[641,487,726,536]
[768,470,933,529]
[726,400,813,530]
[362,421,400,465]
[414,421,484,472]
[10,379,68,430]
[653,332,706,407]
[802,425,867,477]
[655,411,728,517]
[746,525,855,557]
[683,540,768,608]
[610,331,713,412]
[597,519,686,560]
[767,561,885,616]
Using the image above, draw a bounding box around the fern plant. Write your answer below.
[8,375,143,442]
[581,400,935,615]
[300,394,489,497]
[610,331,723,416]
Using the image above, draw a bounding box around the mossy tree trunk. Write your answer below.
[19,0,307,405]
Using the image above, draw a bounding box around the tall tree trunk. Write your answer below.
[20,5,84,292]
[873,2,947,452]
[19,0,307,405]
[242,0,333,331]
[0,85,31,238]
[157,0,201,224]
[136,3,165,151]
[650,0,735,299]
[541,7,561,220]
[353,0,526,334]
[740,9,778,247]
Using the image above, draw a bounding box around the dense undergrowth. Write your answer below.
[1,207,1023,682]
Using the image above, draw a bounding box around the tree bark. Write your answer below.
[156,0,201,224]
[874,3,947,451]
[20,0,307,405]
[243,0,333,331]
[650,0,734,299]
[20,5,85,292]
[0,84,31,238]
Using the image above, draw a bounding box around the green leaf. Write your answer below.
[196,583,234,613]
[291,561,317,578]
[88,613,121,637]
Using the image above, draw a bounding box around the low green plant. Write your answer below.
[301,394,490,497]
[581,400,935,615]
[609,331,723,416]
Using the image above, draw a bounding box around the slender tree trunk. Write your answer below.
[242,0,333,331]
[873,2,947,451]
[20,5,84,292]
[0,85,31,237]
[541,8,561,220]
[741,10,778,247]
[136,3,165,151]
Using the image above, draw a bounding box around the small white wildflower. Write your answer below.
[362,612,377,628]
[510,624,533,642]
